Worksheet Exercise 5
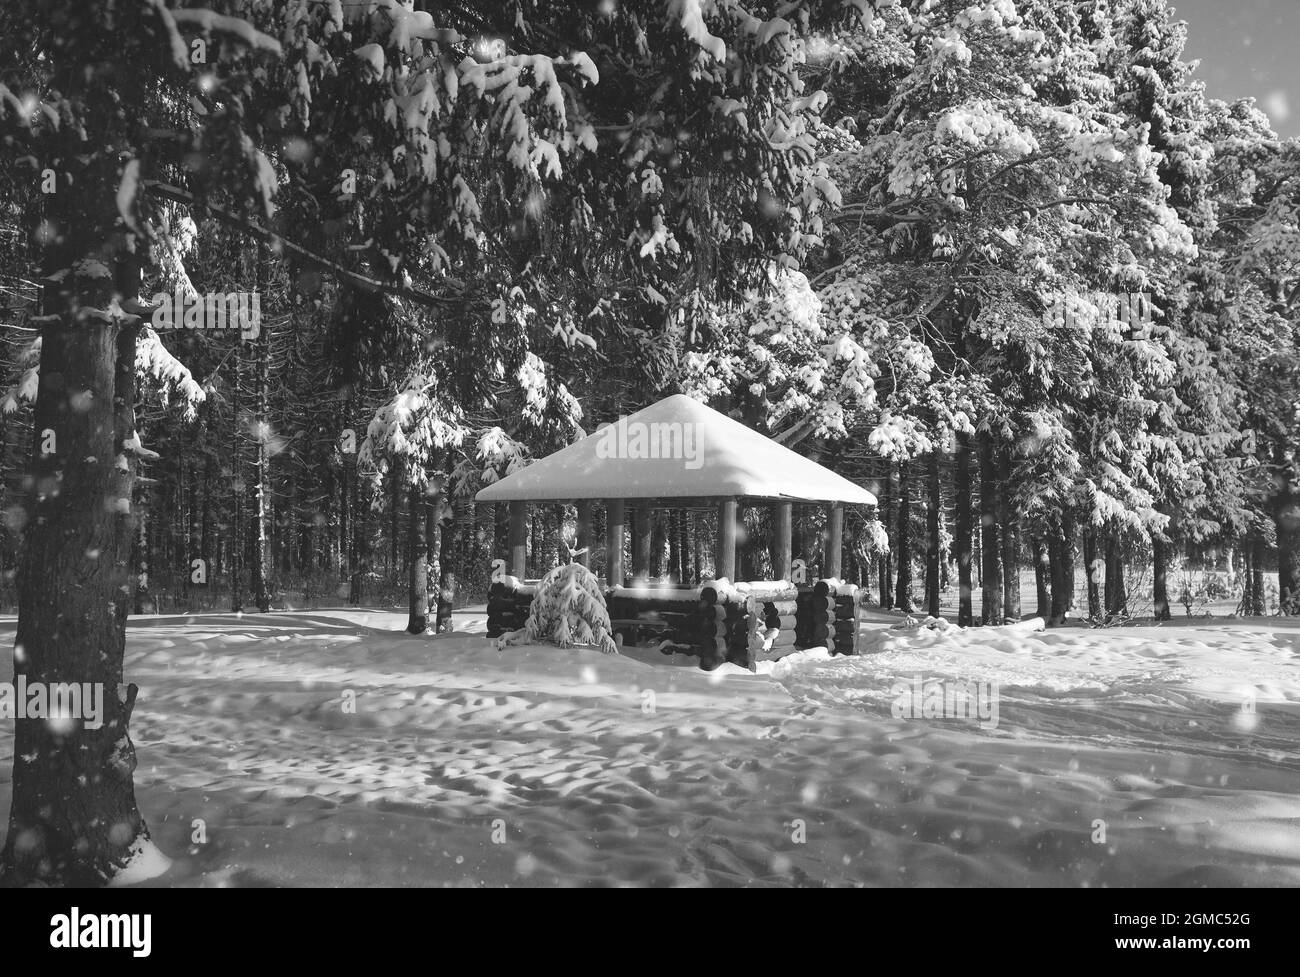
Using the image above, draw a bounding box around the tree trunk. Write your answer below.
[406,484,428,633]
[131,498,149,613]
[250,281,271,613]
[678,511,691,583]
[1083,526,1102,620]
[347,419,366,606]
[997,449,1020,621]
[955,433,973,626]
[667,510,681,582]
[879,464,894,609]
[2,262,155,885]
[1104,530,1127,620]
[1060,507,1076,617]
[1034,537,1050,619]
[1152,535,1171,622]
[977,432,1001,625]
[188,456,202,601]
[1048,528,1068,626]
[797,506,817,579]
[652,510,667,579]
[895,462,914,613]
[201,452,214,580]
[436,483,456,632]
[1250,532,1267,616]
[339,410,350,579]
[925,453,941,617]
[692,511,706,584]
[1274,460,1300,614]
[387,466,399,586]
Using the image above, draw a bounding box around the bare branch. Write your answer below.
[140,180,461,309]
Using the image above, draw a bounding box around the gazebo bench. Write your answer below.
[609,617,673,645]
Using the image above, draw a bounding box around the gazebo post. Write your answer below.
[605,500,624,587]
[633,504,652,580]
[575,500,592,567]
[774,501,793,580]
[825,502,844,580]
[717,498,738,581]
[508,500,528,579]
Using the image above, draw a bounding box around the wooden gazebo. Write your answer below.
[476,394,875,580]
[475,394,877,667]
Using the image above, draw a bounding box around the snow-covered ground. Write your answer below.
[1,607,1298,887]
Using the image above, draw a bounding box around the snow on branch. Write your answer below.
[359,372,469,486]
[136,326,206,422]
[169,7,283,57]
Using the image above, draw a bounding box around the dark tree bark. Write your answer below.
[2,259,153,885]
[131,490,151,616]
[955,433,974,626]
[427,485,440,587]
[797,506,817,578]
[250,270,271,613]
[977,432,1001,624]
[925,453,941,617]
[1048,527,1068,626]
[1239,544,1252,614]
[202,452,214,579]
[189,456,203,598]
[1152,535,1171,622]
[406,484,428,634]
[895,461,914,613]
[1061,507,1077,617]
[1249,532,1267,616]
[180,459,191,600]
[436,484,457,632]
[677,510,691,583]
[528,507,539,576]
[1083,526,1102,620]
[692,511,706,584]
[652,510,667,578]
[1034,537,1050,619]
[336,415,347,578]
[997,449,1020,621]
[493,498,508,566]
[879,464,894,609]
[231,341,244,613]
[539,503,561,573]
[1273,454,1300,614]
[387,464,400,585]
[1104,530,1127,620]
[667,510,681,582]
[347,409,367,606]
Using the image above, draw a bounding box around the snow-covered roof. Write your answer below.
[475,394,877,505]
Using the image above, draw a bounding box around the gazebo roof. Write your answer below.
[474,394,877,506]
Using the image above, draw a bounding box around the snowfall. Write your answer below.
[1,606,1299,887]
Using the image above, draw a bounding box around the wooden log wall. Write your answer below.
[737,581,802,670]
[796,579,861,656]
[486,576,537,637]
[489,575,859,669]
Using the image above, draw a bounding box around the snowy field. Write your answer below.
[2,608,1299,887]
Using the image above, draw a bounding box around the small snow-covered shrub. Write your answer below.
[498,563,618,654]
